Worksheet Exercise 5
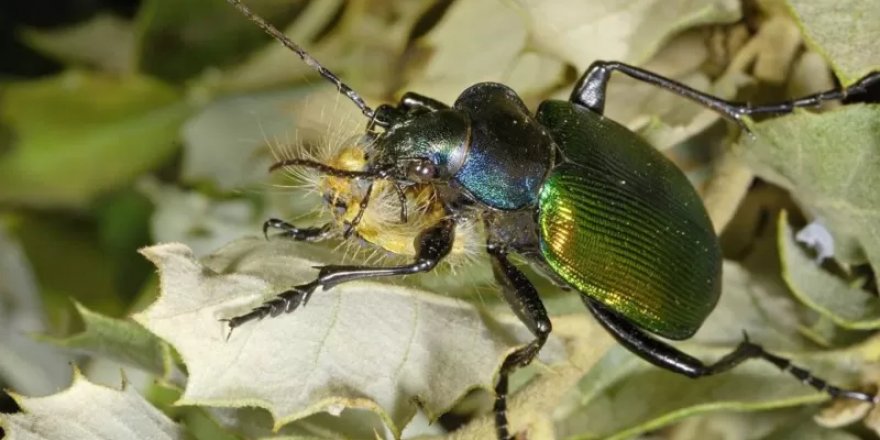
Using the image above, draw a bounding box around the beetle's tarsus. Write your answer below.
[752,344,877,404]
[219,318,234,341]
[262,218,282,240]
[221,283,318,337]
[271,284,316,316]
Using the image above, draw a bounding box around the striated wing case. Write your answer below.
[536,100,721,339]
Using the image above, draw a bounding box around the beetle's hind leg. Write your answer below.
[572,60,880,126]
[587,298,877,404]
[224,218,456,333]
[487,244,552,440]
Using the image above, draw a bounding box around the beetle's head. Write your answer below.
[267,108,469,238]
[371,109,470,186]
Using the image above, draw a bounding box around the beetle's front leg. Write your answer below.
[225,217,455,331]
[263,218,334,241]
[587,298,877,403]
[572,60,880,123]
[487,244,552,440]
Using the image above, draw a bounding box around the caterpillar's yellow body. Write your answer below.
[276,130,482,268]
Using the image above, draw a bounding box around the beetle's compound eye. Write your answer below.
[406,159,437,182]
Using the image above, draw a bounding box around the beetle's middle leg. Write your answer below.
[487,244,552,440]
[587,298,877,403]
[225,217,455,330]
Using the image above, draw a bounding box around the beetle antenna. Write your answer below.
[269,158,375,179]
[225,0,376,121]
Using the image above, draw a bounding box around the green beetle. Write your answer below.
[223,1,880,438]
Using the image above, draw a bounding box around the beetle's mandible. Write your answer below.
[222,1,880,438]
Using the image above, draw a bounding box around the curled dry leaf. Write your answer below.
[407,0,739,104]
[778,211,880,329]
[521,0,740,71]
[787,0,880,85]
[737,105,880,274]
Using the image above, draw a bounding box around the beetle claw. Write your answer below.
[219,318,235,341]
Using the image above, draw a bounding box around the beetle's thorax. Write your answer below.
[450,83,556,211]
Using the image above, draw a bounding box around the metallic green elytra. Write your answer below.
[536,100,721,339]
